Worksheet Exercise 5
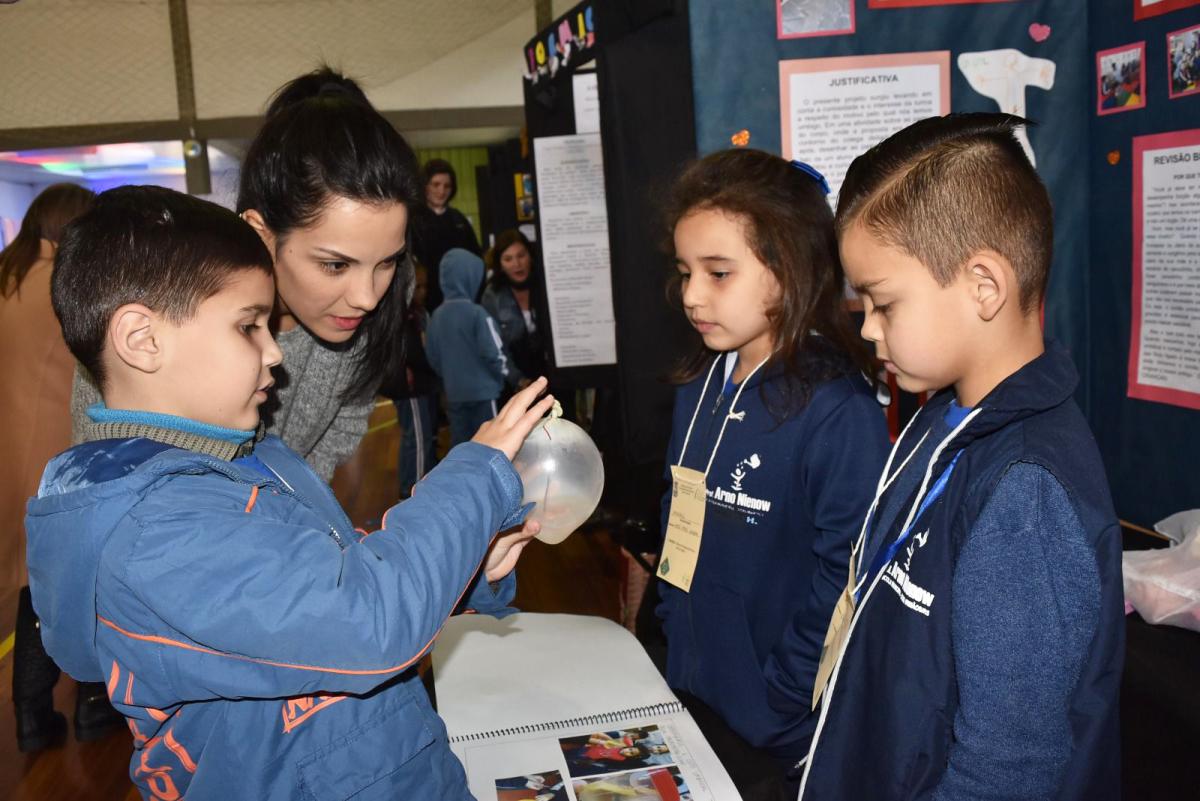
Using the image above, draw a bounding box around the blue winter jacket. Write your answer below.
[656,347,889,760]
[427,248,510,402]
[26,428,525,801]
[798,342,1124,800]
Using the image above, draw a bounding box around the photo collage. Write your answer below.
[494,726,692,801]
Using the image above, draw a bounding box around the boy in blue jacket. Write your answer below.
[799,114,1124,800]
[26,186,553,801]
[426,248,514,446]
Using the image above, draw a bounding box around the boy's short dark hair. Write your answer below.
[52,185,273,386]
[836,113,1053,312]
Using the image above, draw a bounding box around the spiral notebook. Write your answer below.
[433,613,741,801]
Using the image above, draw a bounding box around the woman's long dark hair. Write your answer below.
[237,66,420,401]
[0,183,94,298]
[663,149,874,419]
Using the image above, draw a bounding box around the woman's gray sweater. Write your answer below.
[71,325,375,482]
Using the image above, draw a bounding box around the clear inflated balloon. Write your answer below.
[511,402,605,545]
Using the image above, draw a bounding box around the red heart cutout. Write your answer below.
[1029,23,1051,43]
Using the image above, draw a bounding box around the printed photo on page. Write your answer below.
[572,766,692,801]
[496,770,570,801]
[560,726,676,778]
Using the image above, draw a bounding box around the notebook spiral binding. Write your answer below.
[449,700,684,744]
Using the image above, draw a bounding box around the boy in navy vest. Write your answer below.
[798,114,1123,800]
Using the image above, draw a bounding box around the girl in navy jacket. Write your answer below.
[654,150,889,796]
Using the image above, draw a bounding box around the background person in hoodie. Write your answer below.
[28,185,553,801]
[798,114,1123,801]
[653,149,889,800]
[427,248,515,447]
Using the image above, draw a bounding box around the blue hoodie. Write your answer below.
[26,420,525,801]
[426,248,509,403]
[656,344,889,760]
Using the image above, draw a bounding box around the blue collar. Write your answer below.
[86,403,255,445]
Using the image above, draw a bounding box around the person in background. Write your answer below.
[0,182,123,751]
[410,158,481,312]
[427,249,510,447]
[482,229,544,398]
[378,259,440,497]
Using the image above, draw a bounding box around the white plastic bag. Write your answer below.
[1122,510,1200,632]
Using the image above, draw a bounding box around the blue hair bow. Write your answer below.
[791,160,831,196]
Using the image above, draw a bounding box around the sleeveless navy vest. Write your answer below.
[799,343,1123,801]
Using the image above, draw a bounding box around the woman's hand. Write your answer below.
[483,518,540,583]
[471,376,553,460]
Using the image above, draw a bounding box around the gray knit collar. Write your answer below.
[81,421,263,461]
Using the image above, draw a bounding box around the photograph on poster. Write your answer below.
[1169,24,1200,99]
[868,0,1013,8]
[1097,42,1146,115]
[1128,128,1200,411]
[777,0,854,39]
[1134,0,1200,21]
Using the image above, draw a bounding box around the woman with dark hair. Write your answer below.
[410,158,481,311]
[1,183,123,751]
[72,67,418,482]
[481,229,545,394]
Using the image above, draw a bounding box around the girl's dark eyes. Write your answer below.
[239,323,260,335]
[873,303,891,315]
[319,261,350,273]
[711,271,729,280]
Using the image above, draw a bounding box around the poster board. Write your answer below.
[533,133,617,369]
[779,51,951,200]
[1128,128,1200,410]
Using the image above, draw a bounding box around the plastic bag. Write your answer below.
[1122,510,1200,632]
[511,402,605,545]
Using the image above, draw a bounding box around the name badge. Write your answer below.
[812,552,856,709]
[658,465,707,592]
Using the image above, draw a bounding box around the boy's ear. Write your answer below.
[109,303,165,374]
[966,250,1011,323]
[240,209,276,252]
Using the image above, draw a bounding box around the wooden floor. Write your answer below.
[0,401,628,800]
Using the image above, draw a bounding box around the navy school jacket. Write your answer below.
[798,341,1124,800]
[26,431,524,801]
[656,348,889,759]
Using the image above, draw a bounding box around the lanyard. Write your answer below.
[857,450,962,602]
[676,353,770,478]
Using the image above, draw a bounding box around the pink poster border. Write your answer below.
[777,0,856,39]
[1134,0,1200,21]
[1096,41,1147,116]
[1127,128,1200,410]
[778,51,952,162]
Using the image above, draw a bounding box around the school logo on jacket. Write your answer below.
[882,528,935,616]
[707,452,772,519]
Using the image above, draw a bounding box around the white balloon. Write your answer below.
[511,414,604,545]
